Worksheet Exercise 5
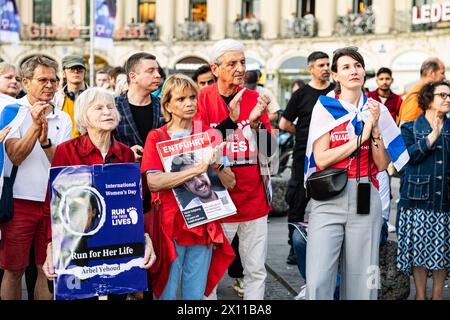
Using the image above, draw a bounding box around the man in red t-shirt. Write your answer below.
[367,67,402,124]
[195,39,274,300]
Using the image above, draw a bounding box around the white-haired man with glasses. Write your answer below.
[0,55,72,300]
[195,39,275,300]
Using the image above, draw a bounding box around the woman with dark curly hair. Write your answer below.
[397,80,450,300]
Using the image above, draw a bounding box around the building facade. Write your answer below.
[1,0,449,107]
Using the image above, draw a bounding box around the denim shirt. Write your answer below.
[399,113,450,212]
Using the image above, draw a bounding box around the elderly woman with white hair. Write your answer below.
[0,62,22,142]
[42,87,156,298]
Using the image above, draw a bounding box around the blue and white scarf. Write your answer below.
[0,93,27,194]
[304,92,409,185]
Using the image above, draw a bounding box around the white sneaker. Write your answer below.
[387,222,396,233]
[294,285,306,300]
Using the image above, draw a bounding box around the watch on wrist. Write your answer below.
[41,138,52,149]
[213,163,225,171]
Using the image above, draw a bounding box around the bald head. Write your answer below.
[420,57,446,82]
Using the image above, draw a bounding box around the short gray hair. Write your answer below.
[74,87,120,135]
[20,55,58,79]
[209,39,245,65]
[420,57,443,77]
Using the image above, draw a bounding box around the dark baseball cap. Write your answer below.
[62,55,86,69]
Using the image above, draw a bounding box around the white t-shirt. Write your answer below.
[6,96,72,202]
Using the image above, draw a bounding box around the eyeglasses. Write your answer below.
[30,78,58,86]
[333,46,359,55]
[434,92,450,100]
[65,66,85,73]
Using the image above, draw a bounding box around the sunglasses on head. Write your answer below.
[333,46,359,55]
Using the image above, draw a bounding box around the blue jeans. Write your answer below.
[380,218,389,246]
[158,241,213,300]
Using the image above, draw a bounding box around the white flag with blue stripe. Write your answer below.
[304,92,409,185]
[0,93,27,195]
[0,0,21,44]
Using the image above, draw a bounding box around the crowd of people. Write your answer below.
[0,37,448,301]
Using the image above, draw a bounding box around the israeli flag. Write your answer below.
[0,0,20,44]
[0,93,27,195]
[304,92,409,185]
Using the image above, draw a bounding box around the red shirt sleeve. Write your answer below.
[141,130,164,173]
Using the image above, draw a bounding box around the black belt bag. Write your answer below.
[306,167,348,201]
[306,129,363,201]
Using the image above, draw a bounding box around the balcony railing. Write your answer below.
[176,21,208,41]
[334,7,375,36]
[230,19,262,40]
[283,15,317,38]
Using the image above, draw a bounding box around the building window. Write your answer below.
[85,0,90,26]
[412,0,432,6]
[189,0,207,22]
[353,0,372,13]
[33,0,52,24]
[296,0,315,17]
[139,0,156,23]
[242,0,261,19]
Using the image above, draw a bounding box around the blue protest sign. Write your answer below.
[49,163,147,300]
[0,0,20,44]
[94,0,116,50]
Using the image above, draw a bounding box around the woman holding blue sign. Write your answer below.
[42,87,156,299]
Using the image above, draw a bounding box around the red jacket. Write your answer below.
[141,124,235,298]
[45,134,135,243]
[367,89,403,123]
[195,83,272,222]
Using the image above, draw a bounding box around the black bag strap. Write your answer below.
[9,165,18,182]
[356,130,371,183]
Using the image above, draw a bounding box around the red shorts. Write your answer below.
[0,199,49,269]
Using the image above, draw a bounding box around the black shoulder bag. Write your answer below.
[306,166,348,201]
[306,132,362,201]
[0,165,18,223]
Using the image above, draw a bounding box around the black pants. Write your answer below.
[227,234,244,279]
[285,163,310,245]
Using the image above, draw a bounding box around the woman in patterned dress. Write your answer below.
[397,80,450,300]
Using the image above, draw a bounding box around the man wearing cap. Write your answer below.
[196,39,274,300]
[53,54,88,137]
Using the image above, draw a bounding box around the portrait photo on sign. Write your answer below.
[170,151,228,210]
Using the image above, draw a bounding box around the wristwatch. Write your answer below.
[41,139,52,149]
[213,163,225,171]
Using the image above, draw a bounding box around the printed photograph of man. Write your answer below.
[171,153,228,210]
